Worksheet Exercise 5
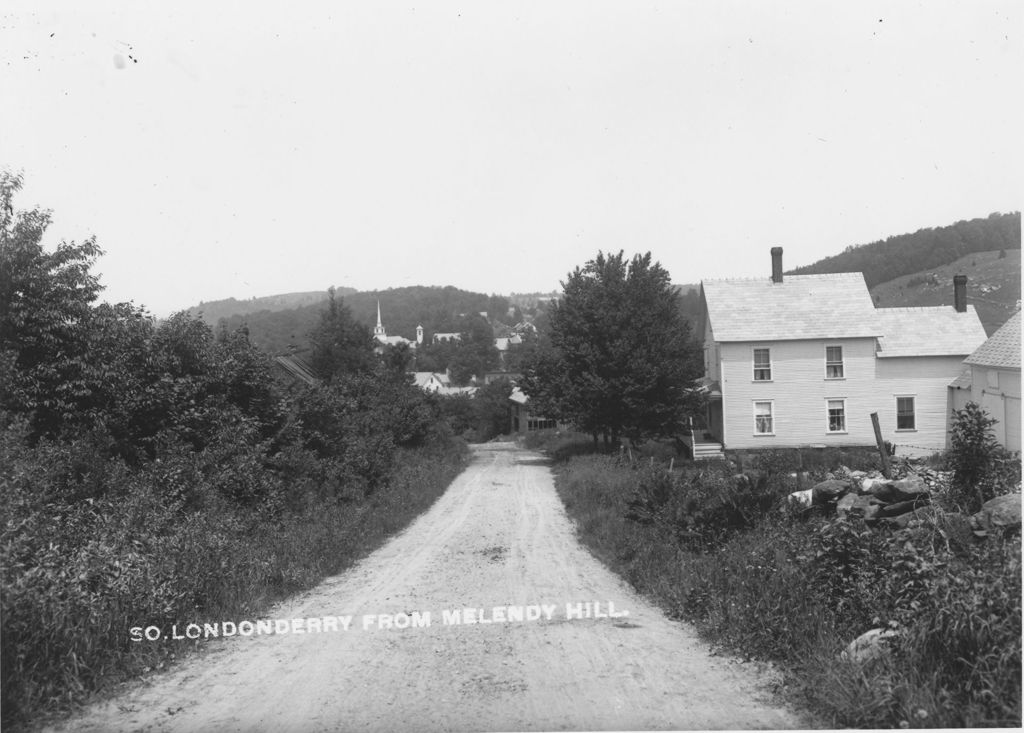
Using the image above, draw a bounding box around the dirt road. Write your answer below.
[49,443,806,732]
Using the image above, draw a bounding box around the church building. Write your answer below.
[373,301,423,350]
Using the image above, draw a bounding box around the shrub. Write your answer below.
[553,448,1022,728]
[625,463,790,552]
[946,401,1020,512]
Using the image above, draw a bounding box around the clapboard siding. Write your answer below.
[720,338,879,450]
[876,355,966,455]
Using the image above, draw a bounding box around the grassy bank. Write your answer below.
[0,428,467,728]
[551,445,1021,728]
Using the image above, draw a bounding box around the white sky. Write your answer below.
[2,1,1021,316]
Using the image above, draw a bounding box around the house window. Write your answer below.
[896,396,916,430]
[827,399,846,433]
[754,401,774,434]
[825,346,844,379]
[753,348,771,381]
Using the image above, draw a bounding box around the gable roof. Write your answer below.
[949,367,973,390]
[494,335,523,351]
[964,311,1021,370]
[273,354,320,386]
[701,273,880,342]
[875,306,987,358]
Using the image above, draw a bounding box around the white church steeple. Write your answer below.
[374,300,386,337]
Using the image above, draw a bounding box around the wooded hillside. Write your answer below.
[186,288,357,325]
[788,211,1020,288]
[219,285,511,354]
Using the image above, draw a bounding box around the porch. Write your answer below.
[679,432,726,461]
[682,378,725,460]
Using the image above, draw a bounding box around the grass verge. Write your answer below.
[1,435,468,729]
[553,452,1021,728]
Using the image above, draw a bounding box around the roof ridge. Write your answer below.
[702,272,865,283]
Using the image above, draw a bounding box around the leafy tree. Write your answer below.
[0,171,105,440]
[502,330,540,373]
[308,287,376,379]
[521,251,703,445]
[472,377,514,441]
[381,342,415,375]
[446,314,498,385]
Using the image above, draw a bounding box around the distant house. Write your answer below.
[410,370,477,397]
[483,371,521,385]
[272,352,320,387]
[950,310,1021,451]
[694,248,987,458]
[432,332,462,344]
[508,387,558,433]
[494,335,523,352]
[512,321,538,336]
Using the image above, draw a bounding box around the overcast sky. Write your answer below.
[2,1,1021,316]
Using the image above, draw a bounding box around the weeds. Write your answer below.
[0,419,467,728]
[553,451,1021,728]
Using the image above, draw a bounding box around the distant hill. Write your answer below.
[870,249,1021,335]
[220,285,511,354]
[788,212,1020,289]
[185,288,356,324]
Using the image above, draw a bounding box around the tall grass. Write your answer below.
[0,428,468,728]
[554,453,1021,728]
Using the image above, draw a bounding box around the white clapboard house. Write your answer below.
[689,248,987,458]
[949,310,1021,452]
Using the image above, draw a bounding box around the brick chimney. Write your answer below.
[954,274,967,313]
[770,247,783,284]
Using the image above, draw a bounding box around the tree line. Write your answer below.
[0,171,472,726]
[217,285,515,355]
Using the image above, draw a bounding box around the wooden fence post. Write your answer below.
[870,412,892,479]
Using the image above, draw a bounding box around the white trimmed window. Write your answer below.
[753,348,772,381]
[825,345,844,379]
[896,396,916,431]
[827,399,847,433]
[754,401,774,434]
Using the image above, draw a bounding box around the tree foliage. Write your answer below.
[521,251,703,444]
[308,287,376,379]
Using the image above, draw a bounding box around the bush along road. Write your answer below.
[42,443,805,733]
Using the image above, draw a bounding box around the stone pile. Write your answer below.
[788,467,1022,535]
[788,469,933,528]
[789,465,1022,667]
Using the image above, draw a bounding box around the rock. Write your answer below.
[849,470,867,481]
[836,493,858,517]
[882,505,937,529]
[862,504,882,523]
[890,475,930,501]
[971,493,1022,532]
[787,488,814,508]
[812,479,849,505]
[866,476,930,503]
[862,477,890,495]
[868,479,902,503]
[841,628,899,664]
[876,497,930,519]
